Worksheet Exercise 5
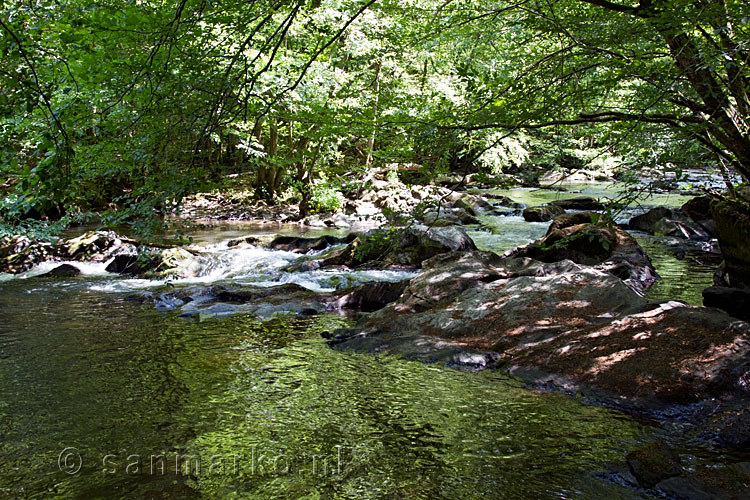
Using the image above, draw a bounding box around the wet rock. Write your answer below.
[652,217,712,241]
[656,464,750,500]
[0,235,54,273]
[522,204,565,222]
[511,214,656,295]
[453,195,495,216]
[703,286,750,322]
[334,280,410,312]
[105,254,141,275]
[331,245,750,406]
[268,234,355,254]
[301,215,328,228]
[682,195,714,222]
[38,263,81,278]
[626,441,682,488]
[398,251,506,312]
[711,198,750,289]
[629,207,674,233]
[319,226,477,269]
[60,231,122,260]
[155,248,202,278]
[550,196,604,211]
[704,406,750,448]
[655,476,714,500]
[419,208,478,226]
[485,194,520,207]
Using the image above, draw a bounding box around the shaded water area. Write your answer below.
[0,182,725,498]
[1,280,655,499]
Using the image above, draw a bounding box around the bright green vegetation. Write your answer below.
[2,0,749,235]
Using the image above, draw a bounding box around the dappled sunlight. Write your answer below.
[585,348,646,377]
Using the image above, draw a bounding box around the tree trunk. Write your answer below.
[365,60,381,167]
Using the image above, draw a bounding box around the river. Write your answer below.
[0,183,723,499]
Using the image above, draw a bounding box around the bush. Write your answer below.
[309,181,345,213]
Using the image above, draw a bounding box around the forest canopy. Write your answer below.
[1,0,748,233]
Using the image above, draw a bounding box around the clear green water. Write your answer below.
[0,280,655,499]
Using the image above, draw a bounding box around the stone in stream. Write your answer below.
[105,254,141,275]
[452,195,496,216]
[510,212,657,295]
[267,234,356,254]
[37,263,81,278]
[328,228,750,412]
[550,196,604,211]
[626,441,683,488]
[628,207,674,233]
[315,225,477,269]
[522,204,565,222]
[0,235,54,273]
[628,202,716,241]
[702,286,750,322]
[59,231,123,260]
[711,195,750,290]
[334,280,410,312]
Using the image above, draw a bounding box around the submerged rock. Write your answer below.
[626,441,683,488]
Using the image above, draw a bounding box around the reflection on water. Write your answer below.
[0,280,653,499]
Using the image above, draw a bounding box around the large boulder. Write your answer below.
[510,213,656,295]
[0,235,54,273]
[317,226,477,269]
[331,253,750,405]
[522,204,565,222]
[711,197,750,289]
[550,196,604,211]
[628,207,673,233]
[681,195,713,222]
[703,286,750,321]
[267,234,355,254]
[59,231,123,260]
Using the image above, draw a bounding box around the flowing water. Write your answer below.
[0,183,722,498]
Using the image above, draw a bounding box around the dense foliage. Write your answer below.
[1,0,748,233]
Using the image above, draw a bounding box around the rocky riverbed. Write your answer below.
[3,181,750,499]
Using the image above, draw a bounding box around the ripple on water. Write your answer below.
[0,285,655,499]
